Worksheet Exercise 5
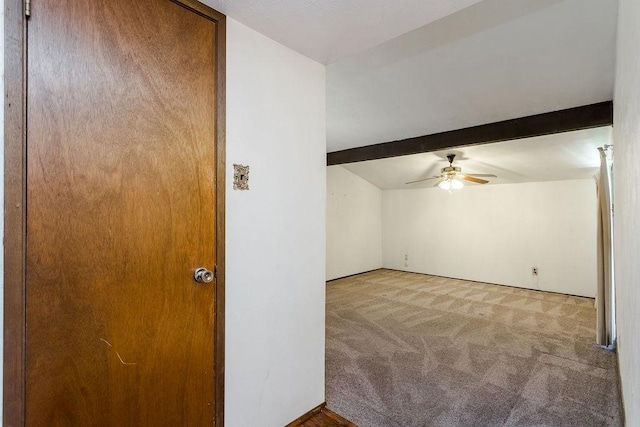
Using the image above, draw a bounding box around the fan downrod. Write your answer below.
[446,154,456,166]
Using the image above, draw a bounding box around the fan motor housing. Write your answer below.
[441,166,461,174]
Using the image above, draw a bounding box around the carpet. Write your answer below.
[326,269,622,427]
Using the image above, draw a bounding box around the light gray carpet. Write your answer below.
[326,269,622,427]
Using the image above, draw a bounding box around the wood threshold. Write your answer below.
[285,403,357,427]
[327,101,613,165]
[3,1,226,426]
[286,403,325,426]
[322,408,358,426]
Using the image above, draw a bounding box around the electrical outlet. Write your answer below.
[532,267,538,275]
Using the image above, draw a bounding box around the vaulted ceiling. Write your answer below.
[200,0,487,64]
[326,0,617,152]
[202,0,618,183]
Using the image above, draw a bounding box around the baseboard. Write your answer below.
[382,268,594,299]
[616,349,626,426]
[326,268,383,283]
[285,403,325,426]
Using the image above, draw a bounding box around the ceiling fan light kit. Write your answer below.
[438,177,464,191]
[405,153,497,191]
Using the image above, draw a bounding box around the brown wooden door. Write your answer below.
[25,0,223,425]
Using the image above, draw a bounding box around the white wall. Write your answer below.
[225,19,326,427]
[382,180,597,297]
[613,0,640,423]
[1,0,5,421]
[0,13,324,427]
[326,166,382,281]
[0,15,323,427]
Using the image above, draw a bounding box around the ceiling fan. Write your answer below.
[405,154,497,190]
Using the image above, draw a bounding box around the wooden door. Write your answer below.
[23,0,224,425]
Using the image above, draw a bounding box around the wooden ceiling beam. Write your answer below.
[327,101,613,165]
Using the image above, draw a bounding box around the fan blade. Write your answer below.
[464,173,497,178]
[462,175,489,184]
[433,178,445,188]
[405,176,440,184]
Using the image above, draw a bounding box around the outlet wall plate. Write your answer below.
[233,164,249,190]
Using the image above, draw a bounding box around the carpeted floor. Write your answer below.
[326,269,622,427]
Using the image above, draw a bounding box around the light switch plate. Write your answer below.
[233,164,249,190]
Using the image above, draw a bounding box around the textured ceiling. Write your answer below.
[327,0,618,152]
[340,127,612,190]
[199,0,485,63]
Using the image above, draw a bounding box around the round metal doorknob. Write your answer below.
[194,267,214,284]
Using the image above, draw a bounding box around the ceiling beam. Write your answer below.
[327,101,613,165]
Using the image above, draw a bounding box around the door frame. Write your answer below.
[3,0,226,425]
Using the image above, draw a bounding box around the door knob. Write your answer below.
[194,267,214,284]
